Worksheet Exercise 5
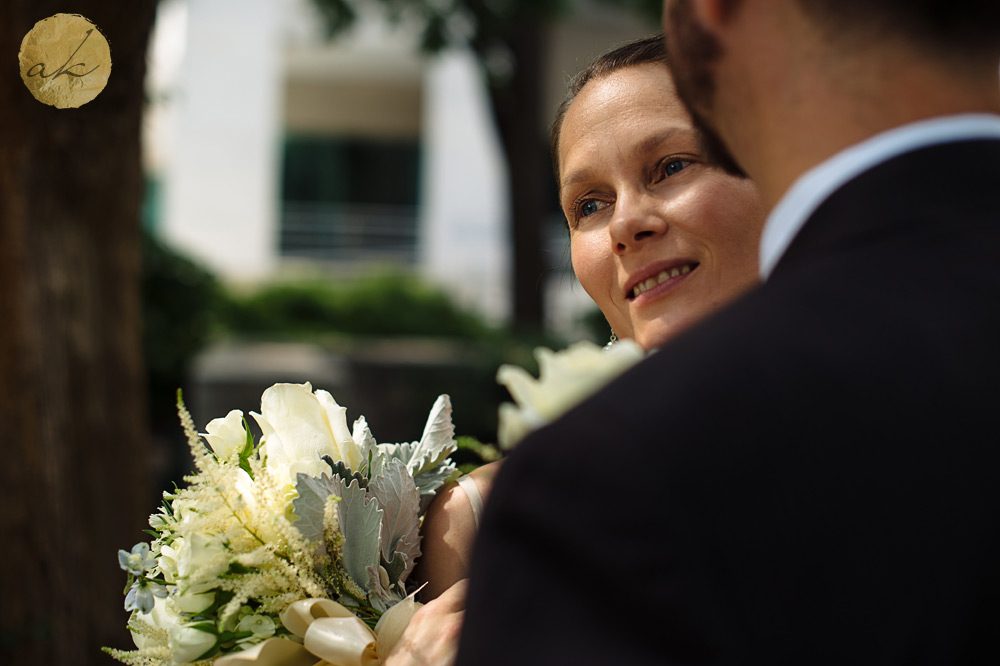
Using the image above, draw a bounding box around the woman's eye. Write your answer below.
[580,200,602,217]
[664,159,691,177]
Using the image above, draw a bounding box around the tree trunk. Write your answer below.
[0,2,156,664]
[492,21,548,332]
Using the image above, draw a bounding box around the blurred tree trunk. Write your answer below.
[0,2,156,664]
[492,21,547,331]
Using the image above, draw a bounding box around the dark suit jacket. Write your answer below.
[456,139,1000,665]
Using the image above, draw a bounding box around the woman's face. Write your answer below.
[558,63,766,350]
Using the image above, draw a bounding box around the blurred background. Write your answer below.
[1,0,659,663]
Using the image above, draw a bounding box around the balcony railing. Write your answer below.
[280,201,418,264]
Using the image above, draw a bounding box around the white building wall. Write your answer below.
[418,49,511,325]
[161,0,285,281]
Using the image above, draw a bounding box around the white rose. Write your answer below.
[168,624,217,664]
[131,595,180,650]
[201,409,247,462]
[496,340,644,449]
[173,589,215,614]
[231,468,258,513]
[157,542,180,583]
[252,383,365,486]
[175,533,228,594]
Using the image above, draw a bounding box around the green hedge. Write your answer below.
[220,274,492,341]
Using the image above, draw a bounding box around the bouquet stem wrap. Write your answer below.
[216,597,421,666]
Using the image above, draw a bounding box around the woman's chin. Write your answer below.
[634,316,696,350]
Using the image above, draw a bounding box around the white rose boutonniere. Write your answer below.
[496,339,644,449]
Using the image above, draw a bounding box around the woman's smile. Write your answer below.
[626,260,699,302]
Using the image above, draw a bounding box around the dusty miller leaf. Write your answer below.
[412,394,457,475]
[332,474,383,593]
[378,395,457,501]
[291,473,340,543]
[414,461,458,511]
[368,458,421,587]
[352,416,378,464]
[366,564,403,613]
[323,456,368,489]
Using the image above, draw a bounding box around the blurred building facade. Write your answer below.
[144,0,651,335]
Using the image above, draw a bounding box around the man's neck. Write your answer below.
[718,39,1000,211]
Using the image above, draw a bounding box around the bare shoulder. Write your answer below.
[466,459,501,493]
[414,461,503,600]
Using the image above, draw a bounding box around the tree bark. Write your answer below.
[0,2,156,664]
[492,20,548,332]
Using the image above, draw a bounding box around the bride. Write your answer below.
[415,33,765,600]
[392,34,767,663]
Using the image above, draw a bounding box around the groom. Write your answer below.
[449,1,1000,664]
[387,1,1000,664]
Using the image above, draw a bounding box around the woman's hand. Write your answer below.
[384,579,468,666]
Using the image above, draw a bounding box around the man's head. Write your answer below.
[663,1,1000,110]
[660,0,741,176]
[661,0,1000,202]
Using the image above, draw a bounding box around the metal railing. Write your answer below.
[280,201,419,264]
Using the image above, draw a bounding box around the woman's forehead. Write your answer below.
[559,75,697,184]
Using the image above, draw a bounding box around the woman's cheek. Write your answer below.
[571,233,629,335]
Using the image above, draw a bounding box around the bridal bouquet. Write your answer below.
[108,383,457,666]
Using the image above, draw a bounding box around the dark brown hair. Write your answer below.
[797,0,1000,60]
[550,35,670,183]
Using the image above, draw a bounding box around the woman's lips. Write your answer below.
[627,262,699,302]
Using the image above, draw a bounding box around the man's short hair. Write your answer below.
[798,0,1000,59]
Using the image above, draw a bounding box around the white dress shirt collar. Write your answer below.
[760,114,1000,279]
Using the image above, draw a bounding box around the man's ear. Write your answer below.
[692,0,743,29]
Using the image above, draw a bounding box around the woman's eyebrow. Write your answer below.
[634,127,689,157]
[560,128,693,193]
[560,167,594,191]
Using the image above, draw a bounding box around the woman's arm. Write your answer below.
[415,461,500,600]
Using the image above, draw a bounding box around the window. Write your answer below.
[280,135,421,263]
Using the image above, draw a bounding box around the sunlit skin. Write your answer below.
[558,63,766,350]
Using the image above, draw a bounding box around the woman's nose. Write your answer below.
[609,191,668,255]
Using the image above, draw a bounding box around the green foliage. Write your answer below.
[220,274,491,341]
[452,435,501,475]
[143,231,223,380]
[309,0,660,92]
[143,232,225,440]
[311,0,572,57]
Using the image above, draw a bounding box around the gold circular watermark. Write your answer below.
[18,14,112,109]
